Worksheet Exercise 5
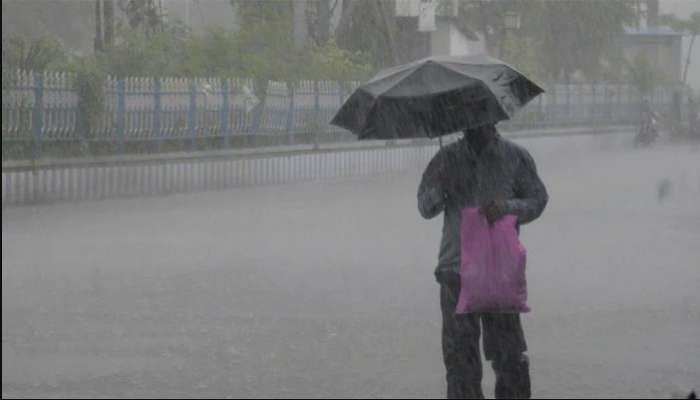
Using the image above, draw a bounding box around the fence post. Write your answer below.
[616,84,621,124]
[32,72,44,160]
[602,83,609,123]
[554,84,559,124]
[624,85,629,123]
[221,79,231,148]
[313,80,320,148]
[73,72,89,152]
[591,83,596,127]
[337,82,345,138]
[672,89,682,127]
[285,82,295,144]
[188,79,197,151]
[628,86,634,123]
[250,82,264,144]
[338,82,345,107]
[565,83,571,122]
[154,77,162,152]
[116,78,126,156]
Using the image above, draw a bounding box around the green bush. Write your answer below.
[100,22,191,77]
[1,35,67,72]
[66,58,105,146]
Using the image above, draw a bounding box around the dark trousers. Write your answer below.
[438,272,531,399]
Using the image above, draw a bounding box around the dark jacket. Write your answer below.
[417,132,548,275]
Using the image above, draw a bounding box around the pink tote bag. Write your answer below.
[456,207,530,314]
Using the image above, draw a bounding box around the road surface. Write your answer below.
[3,132,699,398]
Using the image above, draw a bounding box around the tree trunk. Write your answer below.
[104,0,114,49]
[335,0,358,38]
[94,0,103,53]
[565,69,571,118]
[293,0,308,50]
[375,0,399,65]
[318,0,331,45]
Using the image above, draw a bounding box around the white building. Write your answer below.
[394,0,486,60]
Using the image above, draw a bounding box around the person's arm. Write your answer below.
[417,151,446,219]
[503,148,548,225]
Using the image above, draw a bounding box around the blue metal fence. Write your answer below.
[1,69,684,158]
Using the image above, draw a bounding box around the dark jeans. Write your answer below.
[438,271,531,399]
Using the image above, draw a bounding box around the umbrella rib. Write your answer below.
[435,62,512,118]
[441,60,545,95]
[374,62,433,97]
[366,58,426,85]
[357,100,381,140]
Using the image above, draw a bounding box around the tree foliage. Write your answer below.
[0,0,656,87]
[1,35,67,71]
[99,21,191,77]
[118,0,163,37]
[68,57,106,140]
[451,0,637,83]
[533,0,637,81]
[626,52,666,95]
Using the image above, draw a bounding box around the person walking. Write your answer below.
[418,124,548,399]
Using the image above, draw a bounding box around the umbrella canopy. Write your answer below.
[331,54,544,140]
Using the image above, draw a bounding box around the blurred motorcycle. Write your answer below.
[634,100,660,147]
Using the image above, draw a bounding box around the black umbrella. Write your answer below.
[331,54,544,140]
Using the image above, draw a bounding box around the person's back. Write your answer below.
[417,124,548,399]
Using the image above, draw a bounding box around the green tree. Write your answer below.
[180,28,245,77]
[231,0,371,81]
[67,57,106,144]
[119,0,164,38]
[447,1,636,83]
[309,42,372,81]
[2,0,95,54]
[626,52,665,96]
[100,21,190,77]
[1,35,67,71]
[452,0,520,58]
[525,0,637,82]
[335,0,401,68]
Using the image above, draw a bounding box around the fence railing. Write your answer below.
[1,125,635,207]
[1,69,685,159]
[1,140,438,206]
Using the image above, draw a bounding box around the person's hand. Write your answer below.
[481,200,507,225]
